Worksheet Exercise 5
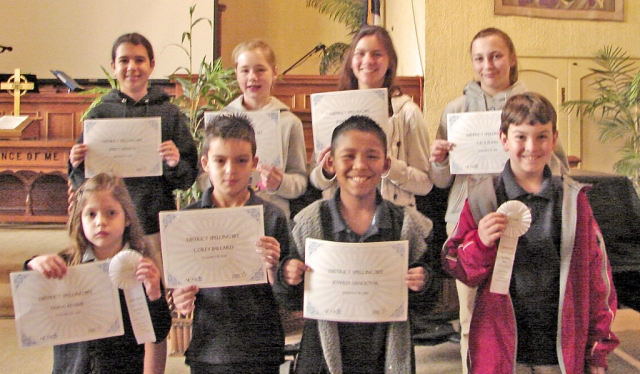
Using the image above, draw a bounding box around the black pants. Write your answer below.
[613,271,640,312]
[189,361,281,374]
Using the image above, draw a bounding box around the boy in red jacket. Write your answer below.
[443,92,618,374]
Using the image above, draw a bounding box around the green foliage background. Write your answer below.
[563,46,640,193]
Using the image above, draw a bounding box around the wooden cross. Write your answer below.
[1,68,35,116]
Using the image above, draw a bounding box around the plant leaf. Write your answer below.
[562,45,640,192]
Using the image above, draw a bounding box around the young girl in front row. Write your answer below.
[68,33,198,372]
[224,40,308,219]
[26,173,172,374]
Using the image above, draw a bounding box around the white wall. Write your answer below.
[423,0,640,137]
[386,0,425,78]
[0,1,214,80]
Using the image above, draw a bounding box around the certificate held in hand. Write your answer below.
[447,110,508,174]
[10,261,123,348]
[159,206,267,288]
[83,117,162,178]
[303,238,408,323]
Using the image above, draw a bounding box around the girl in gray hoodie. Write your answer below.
[429,27,568,374]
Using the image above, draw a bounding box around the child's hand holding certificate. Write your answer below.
[303,238,408,323]
[83,117,162,178]
[11,261,123,348]
[160,206,267,288]
[447,111,509,174]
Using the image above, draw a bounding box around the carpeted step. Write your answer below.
[1,262,24,317]
[0,226,69,318]
[1,281,16,317]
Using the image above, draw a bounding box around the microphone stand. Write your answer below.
[282,44,325,75]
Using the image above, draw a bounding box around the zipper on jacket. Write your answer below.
[451,179,468,218]
[121,98,127,117]
[510,293,518,373]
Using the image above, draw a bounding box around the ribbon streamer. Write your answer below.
[490,201,532,295]
[109,249,156,344]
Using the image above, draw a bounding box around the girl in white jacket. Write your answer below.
[310,25,433,208]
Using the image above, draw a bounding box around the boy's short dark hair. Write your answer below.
[331,115,387,154]
[202,113,257,157]
[501,92,557,134]
[111,32,154,62]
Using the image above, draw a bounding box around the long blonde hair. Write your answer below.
[63,173,146,265]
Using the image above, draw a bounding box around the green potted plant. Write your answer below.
[165,4,239,357]
[303,0,365,74]
[170,4,239,208]
[78,66,119,121]
[562,46,640,193]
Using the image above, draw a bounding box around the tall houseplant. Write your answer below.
[304,0,365,74]
[79,66,119,121]
[562,46,640,192]
[170,4,238,208]
[165,4,239,357]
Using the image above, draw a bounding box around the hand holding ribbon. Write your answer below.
[490,201,532,295]
[109,249,157,344]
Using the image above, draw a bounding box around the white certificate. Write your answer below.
[84,117,162,178]
[447,111,508,174]
[160,206,267,288]
[303,238,408,323]
[310,88,388,155]
[204,111,283,169]
[10,261,123,348]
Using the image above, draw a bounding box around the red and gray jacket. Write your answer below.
[442,174,619,373]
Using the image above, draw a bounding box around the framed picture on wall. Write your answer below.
[495,0,623,21]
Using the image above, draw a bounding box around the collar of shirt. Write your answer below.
[501,162,555,201]
[82,242,132,263]
[199,186,259,208]
[327,188,392,239]
[82,247,97,263]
